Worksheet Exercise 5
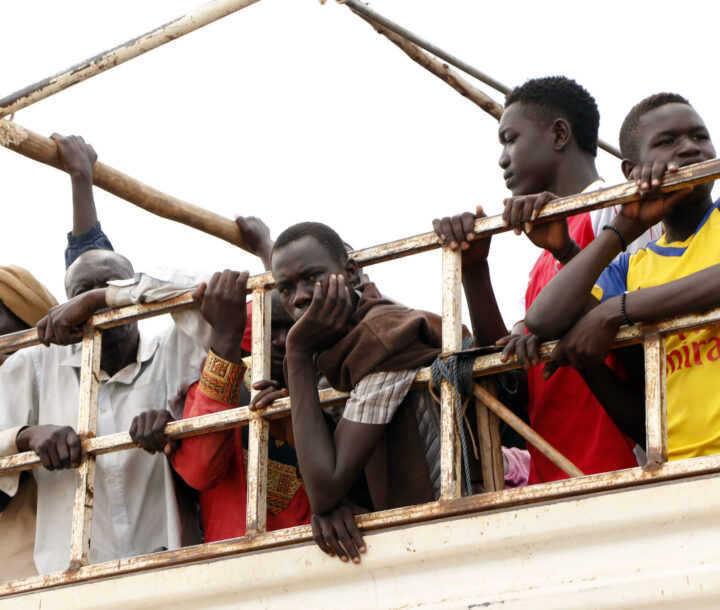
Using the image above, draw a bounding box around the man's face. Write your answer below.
[65,253,132,300]
[0,301,29,367]
[272,236,350,322]
[270,291,293,381]
[633,103,716,202]
[65,251,136,346]
[498,102,557,196]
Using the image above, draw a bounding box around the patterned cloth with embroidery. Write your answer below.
[240,357,303,516]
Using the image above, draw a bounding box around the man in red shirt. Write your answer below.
[129,270,310,542]
[173,277,309,542]
[433,77,645,482]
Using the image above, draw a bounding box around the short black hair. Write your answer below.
[505,76,599,156]
[272,222,348,264]
[619,93,691,161]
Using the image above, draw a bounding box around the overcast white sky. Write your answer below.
[2,0,718,335]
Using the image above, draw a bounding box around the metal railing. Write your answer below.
[2,0,720,595]
[1,161,720,596]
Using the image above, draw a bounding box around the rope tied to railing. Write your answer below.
[431,337,475,495]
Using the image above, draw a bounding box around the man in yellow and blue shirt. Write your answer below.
[524,92,720,462]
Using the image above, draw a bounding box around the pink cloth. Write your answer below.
[502,447,530,488]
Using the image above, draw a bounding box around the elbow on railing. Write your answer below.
[524,307,565,341]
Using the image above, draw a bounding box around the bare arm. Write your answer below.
[526,186,691,339]
[278,274,389,515]
[625,264,720,323]
[549,263,720,375]
[432,206,507,344]
[285,350,386,515]
[52,134,99,235]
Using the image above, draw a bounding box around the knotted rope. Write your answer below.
[431,337,475,495]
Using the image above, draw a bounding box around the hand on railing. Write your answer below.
[16,425,82,470]
[36,288,107,346]
[249,379,288,411]
[497,323,542,371]
[432,205,491,266]
[311,499,367,564]
[235,216,273,271]
[197,269,249,364]
[129,410,179,457]
[618,160,694,236]
[51,133,97,180]
[501,192,578,262]
[545,296,626,379]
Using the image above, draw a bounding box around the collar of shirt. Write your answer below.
[58,331,159,384]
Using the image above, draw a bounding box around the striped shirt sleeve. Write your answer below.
[342,369,418,425]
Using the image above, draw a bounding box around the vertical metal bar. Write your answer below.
[644,332,668,468]
[475,380,504,491]
[68,327,102,570]
[440,247,463,499]
[245,288,270,534]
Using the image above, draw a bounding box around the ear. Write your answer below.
[344,258,361,287]
[551,118,572,152]
[621,159,635,180]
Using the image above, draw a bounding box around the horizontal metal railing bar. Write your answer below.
[0,386,351,475]
[2,305,718,476]
[3,451,720,598]
[0,294,195,354]
[243,158,720,286]
[0,163,711,347]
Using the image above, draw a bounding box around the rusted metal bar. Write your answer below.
[0,0,262,118]
[0,293,195,355]
[644,333,668,468]
[440,247,463,499]
[5,452,720,598]
[245,288,271,534]
[0,122,250,251]
[309,158,720,273]
[343,0,621,159]
[475,380,504,491]
[354,12,502,120]
[0,385,351,476]
[3,305,720,477]
[68,328,102,571]
[473,383,584,478]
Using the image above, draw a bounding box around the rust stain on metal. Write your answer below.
[245,288,271,534]
[4,453,720,598]
[68,328,102,569]
[644,333,668,468]
[0,0,263,118]
[439,247,462,499]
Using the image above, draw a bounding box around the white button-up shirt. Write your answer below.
[0,281,210,575]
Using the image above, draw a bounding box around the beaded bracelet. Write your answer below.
[621,291,633,326]
[602,224,628,252]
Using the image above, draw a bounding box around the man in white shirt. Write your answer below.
[0,250,212,575]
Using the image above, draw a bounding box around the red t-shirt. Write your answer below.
[524,213,637,483]
[172,382,311,542]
